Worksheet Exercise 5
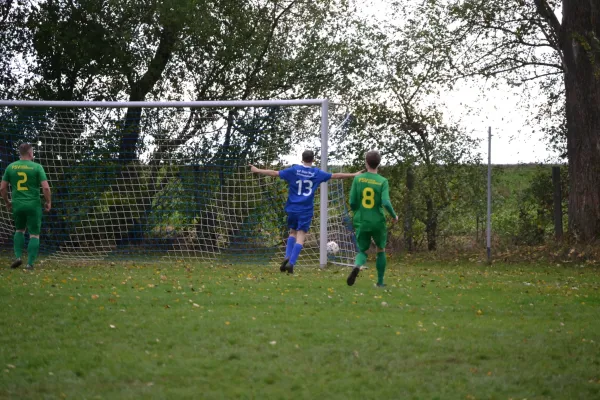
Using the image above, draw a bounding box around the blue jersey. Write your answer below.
[278,165,332,214]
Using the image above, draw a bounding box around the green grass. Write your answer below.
[1,258,599,399]
[494,164,543,193]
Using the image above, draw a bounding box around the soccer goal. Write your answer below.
[0,99,356,267]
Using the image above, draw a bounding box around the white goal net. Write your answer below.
[0,100,357,267]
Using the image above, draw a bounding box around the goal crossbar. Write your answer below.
[0,99,328,108]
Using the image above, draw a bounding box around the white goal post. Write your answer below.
[0,99,355,268]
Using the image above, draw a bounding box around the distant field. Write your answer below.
[1,258,599,399]
[494,163,541,190]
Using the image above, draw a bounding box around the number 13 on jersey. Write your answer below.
[296,180,314,196]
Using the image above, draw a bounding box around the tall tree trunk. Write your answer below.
[562,0,600,240]
[119,23,180,163]
[110,22,180,249]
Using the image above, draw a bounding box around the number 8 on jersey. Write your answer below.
[362,187,375,209]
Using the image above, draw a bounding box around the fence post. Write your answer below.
[552,166,563,240]
[486,127,492,265]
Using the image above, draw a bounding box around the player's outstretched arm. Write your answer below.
[249,164,280,177]
[331,170,364,179]
[0,181,11,211]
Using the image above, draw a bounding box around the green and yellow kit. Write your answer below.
[349,172,397,252]
[2,160,48,235]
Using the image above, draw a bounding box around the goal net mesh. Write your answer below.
[0,103,356,266]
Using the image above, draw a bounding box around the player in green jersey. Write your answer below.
[0,143,51,271]
[347,150,398,287]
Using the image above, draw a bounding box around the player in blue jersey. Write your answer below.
[250,150,360,274]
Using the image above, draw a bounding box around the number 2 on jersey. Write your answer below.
[296,180,314,196]
[362,187,375,208]
[17,172,28,191]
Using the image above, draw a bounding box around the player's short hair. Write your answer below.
[19,143,33,156]
[302,150,315,163]
[365,150,381,169]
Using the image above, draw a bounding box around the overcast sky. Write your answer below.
[359,0,558,165]
[443,81,554,165]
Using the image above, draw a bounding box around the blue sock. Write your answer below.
[285,236,296,259]
[289,243,303,266]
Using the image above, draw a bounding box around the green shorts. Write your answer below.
[355,223,387,252]
[13,206,43,235]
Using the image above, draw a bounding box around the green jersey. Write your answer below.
[349,172,397,228]
[2,160,48,209]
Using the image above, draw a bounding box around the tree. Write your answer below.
[345,4,482,250]
[436,0,600,240]
[2,0,371,250]
[558,0,600,240]
[20,0,368,162]
[0,0,30,99]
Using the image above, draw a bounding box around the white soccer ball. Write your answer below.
[327,241,340,254]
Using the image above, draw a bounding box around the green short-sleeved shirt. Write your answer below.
[2,160,48,209]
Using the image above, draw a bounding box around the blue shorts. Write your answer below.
[287,212,313,232]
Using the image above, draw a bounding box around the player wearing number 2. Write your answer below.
[0,143,51,271]
[250,150,360,274]
[347,150,398,287]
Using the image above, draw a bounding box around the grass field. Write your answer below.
[1,257,599,399]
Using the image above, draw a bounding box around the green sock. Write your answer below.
[14,232,24,259]
[376,252,387,285]
[27,237,40,266]
[355,252,367,268]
